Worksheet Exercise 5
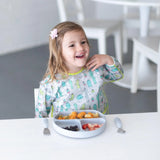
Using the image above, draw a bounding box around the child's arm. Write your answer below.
[86,54,114,71]
[35,83,53,118]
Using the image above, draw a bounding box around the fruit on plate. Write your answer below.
[82,124,88,130]
[82,123,103,131]
[63,125,79,131]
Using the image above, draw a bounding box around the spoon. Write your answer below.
[114,117,126,134]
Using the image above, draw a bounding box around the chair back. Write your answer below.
[134,37,160,64]
[158,40,160,113]
[34,88,39,107]
[56,0,84,22]
[131,37,160,112]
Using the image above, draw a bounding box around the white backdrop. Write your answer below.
[0,0,123,55]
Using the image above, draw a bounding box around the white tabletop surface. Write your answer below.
[92,0,160,6]
[0,112,160,160]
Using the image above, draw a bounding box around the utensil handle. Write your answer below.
[114,117,123,128]
[43,118,49,128]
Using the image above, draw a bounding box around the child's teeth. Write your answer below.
[76,55,83,58]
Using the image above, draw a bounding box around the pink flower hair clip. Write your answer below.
[50,29,58,39]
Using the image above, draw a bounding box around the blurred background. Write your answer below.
[0,0,156,119]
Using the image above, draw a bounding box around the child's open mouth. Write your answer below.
[76,54,85,58]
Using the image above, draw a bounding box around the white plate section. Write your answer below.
[52,110,106,139]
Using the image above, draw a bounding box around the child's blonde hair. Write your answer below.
[44,21,89,81]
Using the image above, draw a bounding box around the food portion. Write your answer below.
[77,111,86,119]
[82,123,103,131]
[63,125,79,131]
[57,111,99,120]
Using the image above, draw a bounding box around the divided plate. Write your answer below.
[52,110,106,138]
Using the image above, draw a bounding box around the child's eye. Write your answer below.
[81,41,86,44]
[69,44,74,47]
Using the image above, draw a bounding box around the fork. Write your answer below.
[42,112,51,136]
[43,118,51,136]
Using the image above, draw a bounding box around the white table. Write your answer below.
[0,112,160,160]
[92,0,160,90]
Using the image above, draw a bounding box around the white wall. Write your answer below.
[0,0,123,55]
[0,0,59,55]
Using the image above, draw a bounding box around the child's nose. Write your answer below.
[77,44,84,51]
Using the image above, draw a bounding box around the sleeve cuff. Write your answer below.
[105,56,115,67]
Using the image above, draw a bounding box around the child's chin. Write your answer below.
[79,63,86,67]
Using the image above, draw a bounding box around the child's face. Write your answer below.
[62,30,89,73]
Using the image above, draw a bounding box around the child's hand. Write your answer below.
[86,54,114,71]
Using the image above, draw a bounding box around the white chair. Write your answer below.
[131,37,160,112]
[56,0,123,64]
[34,88,39,108]
[123,6,160,53]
